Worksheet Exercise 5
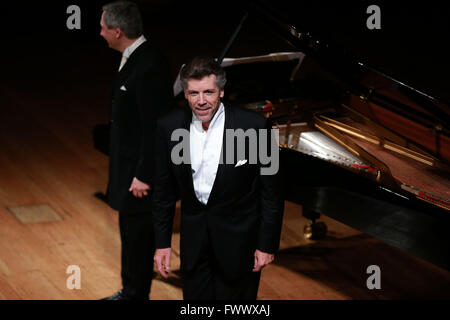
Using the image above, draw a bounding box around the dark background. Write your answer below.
[2,0,449,114]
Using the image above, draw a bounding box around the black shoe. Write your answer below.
[101,290,132,300]
[101,289,148,300]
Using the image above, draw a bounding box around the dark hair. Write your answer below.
[180,56,227,91]
[102,1,143,39]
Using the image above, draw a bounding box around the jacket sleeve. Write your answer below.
[134,64,173,184]
[152,119,179,249]
[257,118,284,253]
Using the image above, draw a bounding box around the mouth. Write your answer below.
[195,106,211,115]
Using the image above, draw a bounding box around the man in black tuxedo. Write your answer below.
[99,1,173,300]
[153,56,284,299]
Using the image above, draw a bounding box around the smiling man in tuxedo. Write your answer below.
[99,1,173,300]
[152,56,284,299]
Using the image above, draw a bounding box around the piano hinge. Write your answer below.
[359,87,375,101]
[289,26,303,40]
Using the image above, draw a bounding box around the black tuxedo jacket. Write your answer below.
[152,103,284,279]
[106,41,173,213]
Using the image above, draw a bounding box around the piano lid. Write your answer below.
[247,0,450,124]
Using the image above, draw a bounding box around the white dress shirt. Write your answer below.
[119,35,147,71]
[190,103,225,205]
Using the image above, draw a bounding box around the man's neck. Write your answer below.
[202,122,210,131]
[118,37,140,53]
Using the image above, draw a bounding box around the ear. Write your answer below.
[184,91,189,100]
[220,89,224,98]
[114,27,122,39]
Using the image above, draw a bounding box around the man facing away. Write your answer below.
[153,56,284,299]
[99,1,173,300]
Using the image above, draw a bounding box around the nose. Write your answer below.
[198,93,206,105]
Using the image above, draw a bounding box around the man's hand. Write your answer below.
[129,177,151,198]
[154,248,171,279]
[252,249,274,272]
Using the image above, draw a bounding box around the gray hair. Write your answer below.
[102,1,143,39]
[180,56,227,91]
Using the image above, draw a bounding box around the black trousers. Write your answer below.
[119,210,155,299]
[182,234,261,300]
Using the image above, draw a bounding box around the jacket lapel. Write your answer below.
[114,42,147,90]
[179,108,198,202]
[207,103,234,206]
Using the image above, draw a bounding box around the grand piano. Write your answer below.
[213,1,450,270]
[93,1,450,270]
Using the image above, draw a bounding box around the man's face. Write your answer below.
[99,11,119,50]
[184,74,224,128]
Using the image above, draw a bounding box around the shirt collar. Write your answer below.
[122,35,147,59]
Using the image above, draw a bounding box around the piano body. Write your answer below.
[217,1,450,270]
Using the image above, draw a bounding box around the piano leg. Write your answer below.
[302,209,327,239]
